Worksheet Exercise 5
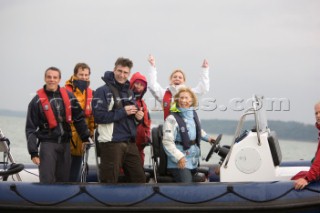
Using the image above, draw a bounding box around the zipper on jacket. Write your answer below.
[53,93,64,144]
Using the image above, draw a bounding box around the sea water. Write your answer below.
[0,115,317,165]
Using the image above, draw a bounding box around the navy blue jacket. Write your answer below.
[92,71,137,142]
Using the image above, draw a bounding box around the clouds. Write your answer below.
[0,0,319,124]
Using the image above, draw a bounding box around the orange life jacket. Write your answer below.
[37,88,72,129]
[65,85,93,117]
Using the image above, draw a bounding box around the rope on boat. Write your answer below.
[22,169,39,177]
[8,183,320,207]
[10,184,84,206]
[84,186,158,207]
[153,186,230,204]
[226,185,294,203]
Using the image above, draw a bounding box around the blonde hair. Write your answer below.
[174,87,198,107]
[169,69,186,82]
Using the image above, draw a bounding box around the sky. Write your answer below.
[0,0,319,125]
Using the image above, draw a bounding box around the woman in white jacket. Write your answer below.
[147,54,210,120]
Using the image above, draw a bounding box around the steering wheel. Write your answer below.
[0,163,24,178]
[205,134,223,162]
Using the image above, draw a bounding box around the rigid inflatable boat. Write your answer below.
[0,95,319,212]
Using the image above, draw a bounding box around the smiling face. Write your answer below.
[178,91,193,108]
[45,69,61,91]
[114,65,131,84]
[170,70,185,86]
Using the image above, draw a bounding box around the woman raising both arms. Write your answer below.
[147,54,210,120]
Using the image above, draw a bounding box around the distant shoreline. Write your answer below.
[0,109,317,142]
[0,109,26,118]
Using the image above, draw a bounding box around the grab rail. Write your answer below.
[223,95,264,168]
[223,108,254,168]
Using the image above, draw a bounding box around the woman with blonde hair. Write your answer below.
[147,54,210,120]
[161,87,215,182]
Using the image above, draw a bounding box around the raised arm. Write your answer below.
[191,59,210,95]
[147,54,166,103]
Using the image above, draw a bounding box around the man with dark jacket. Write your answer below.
[26,67,90,183]
[92,57,146,183]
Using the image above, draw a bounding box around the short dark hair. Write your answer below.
[73,63,91,75]
[45,66,61,79]
[114,57,133,69]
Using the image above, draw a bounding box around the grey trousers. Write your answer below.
[39,142,71,183]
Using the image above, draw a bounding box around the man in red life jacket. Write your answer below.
[65,63,95,182]
[26,67,90,183]
[292,102,320,190]
[129,72,151,165]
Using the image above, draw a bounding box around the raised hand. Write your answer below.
[148,54,156,67]
[202,59,209,68]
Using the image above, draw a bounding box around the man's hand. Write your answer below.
[135,108,144,120]
[124,105,138,115]
[32,156,40,166]
[148,54,156,67]
[294,178,309,190]
[202,59,209,68]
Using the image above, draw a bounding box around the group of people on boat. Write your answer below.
[24,54,320,188]
[25,54,215,184]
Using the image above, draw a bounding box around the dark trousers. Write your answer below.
[69,155,82,182]
[168,168,196,183]
[99,142,146,183]
[39,142,71,183]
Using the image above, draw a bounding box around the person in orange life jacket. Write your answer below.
[292,102,320,190]
[65,63,95,182]
[129,72,151,165]
[147,54,210,120]
[162,87,216,183]
[25,67,90,183]
[92,57,146,183]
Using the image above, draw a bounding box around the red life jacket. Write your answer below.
[37,88,72,129]
[163,89,172,120]
[65,85,93,117]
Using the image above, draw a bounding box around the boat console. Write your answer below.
[217,95,310,182]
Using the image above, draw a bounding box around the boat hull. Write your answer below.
[0,181,320,212]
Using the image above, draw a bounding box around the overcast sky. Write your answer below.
[0,0,319,125]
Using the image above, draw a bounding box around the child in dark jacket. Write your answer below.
[130,72,151,165]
